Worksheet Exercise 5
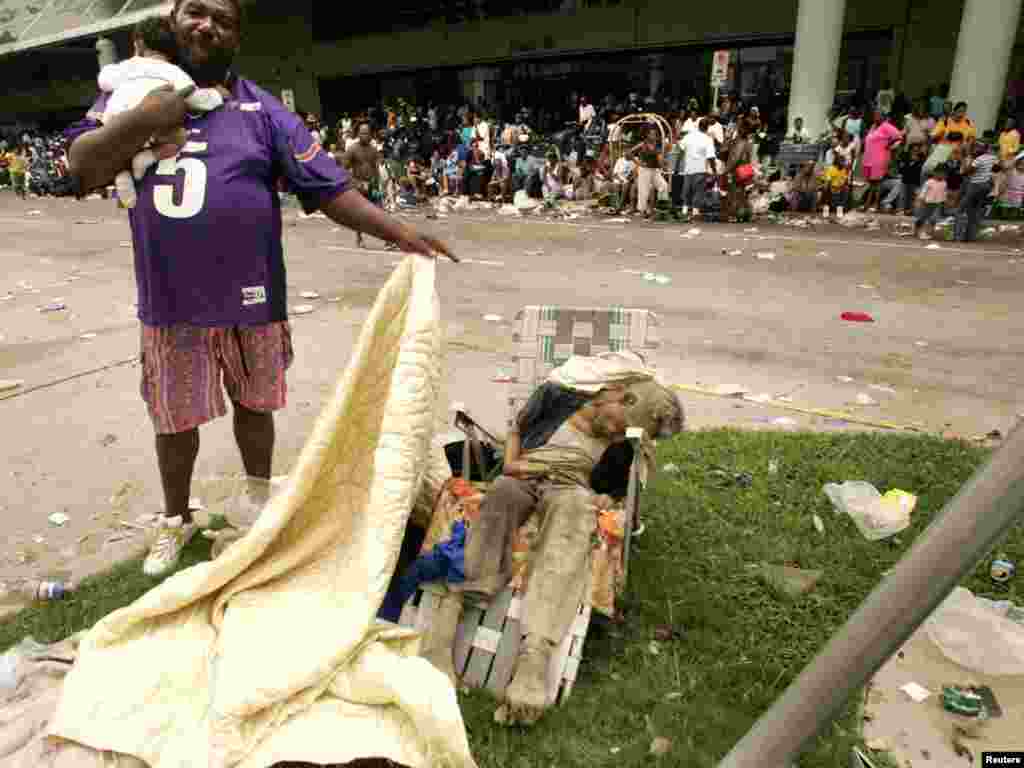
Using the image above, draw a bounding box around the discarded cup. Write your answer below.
[991,559,1016,584]
[841,312,874,323]
[24,580,76,601]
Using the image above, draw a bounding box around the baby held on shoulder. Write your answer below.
[97,16,228,208]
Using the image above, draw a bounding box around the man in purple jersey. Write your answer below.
[65,0,457,577]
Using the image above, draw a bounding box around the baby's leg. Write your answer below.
[132,143,180,180]
[115,170,138,209]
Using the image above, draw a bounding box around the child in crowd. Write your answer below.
[999,157,1024,216]
[915,167,948,238]
[899,144,926,215]
[820,155,849,219]
[97,17,226,208]
[791,160,818,213]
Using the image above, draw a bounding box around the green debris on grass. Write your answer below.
[2,430,1021,768]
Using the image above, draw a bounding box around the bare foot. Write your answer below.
[502,641,551,726]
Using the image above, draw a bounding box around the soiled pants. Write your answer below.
[681,173,706,211]
[956,180,992,242]
[637,166,668,212]
[460,476,595,645]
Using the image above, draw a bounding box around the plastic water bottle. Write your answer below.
[22,580,76,601]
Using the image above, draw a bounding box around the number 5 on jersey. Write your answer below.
[154,156,207,219]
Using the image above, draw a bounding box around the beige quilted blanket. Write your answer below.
[12,255,477,767]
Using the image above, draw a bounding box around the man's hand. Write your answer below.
[394,226,459,262]
[135,84,195,137]
[69,84,195,194]
[322,188,459,262]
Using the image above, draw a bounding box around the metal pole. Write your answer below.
[718,420,1024,768]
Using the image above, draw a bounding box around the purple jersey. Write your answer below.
[68,79,349,327]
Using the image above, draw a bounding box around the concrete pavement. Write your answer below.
[1,193,1022,599]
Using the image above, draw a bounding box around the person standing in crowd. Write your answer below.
[861,111,904,212]
[898,143,926,215]
[820,154,850,220]
[999,116,1020,164]
[956,140,998,242]
[933,102,974,145]
[460,111,475,147]
[788,116,810,143]
[65,0,454,577]
[915,167,947,238]
[678,117,717,220]
[791,160,819,212]
[706,110,725,150]
[578,95,595,130]
[6,144,29,199]
[474,112,492,160]
[721,118,755,222]
[342,122,389,249]
[904,101,935,149]
[631,127,668,219]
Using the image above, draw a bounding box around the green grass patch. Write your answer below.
[2,431,1020,767]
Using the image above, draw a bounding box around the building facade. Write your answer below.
[1,0,1023,136]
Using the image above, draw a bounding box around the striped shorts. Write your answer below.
[139,322,294,435]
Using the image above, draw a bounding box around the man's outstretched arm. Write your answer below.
[321,189,459,262]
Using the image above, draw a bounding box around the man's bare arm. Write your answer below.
[69,85,194,193]
[321,189,458,262]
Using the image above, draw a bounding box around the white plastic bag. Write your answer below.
[823,481,915,541]
[0,637,48,697]
[925,587,1024,676]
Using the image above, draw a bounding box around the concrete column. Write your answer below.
[786,0,847,140]
[949,0,1023,134]
[95,36,117,69]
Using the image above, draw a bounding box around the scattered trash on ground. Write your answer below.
[290,304,315,316]
[653,625,684,642]
[74,218,101,224]
[649,737,672,756]
[868,384,897,395]
[48,512,70,527]
[759,563,823,599]
[722,249,744,256]
[767,460,779,475]
[812,514,825,534]
[662,463,680,475]
[900,682,934,703]
[991,558,1015,583]
[743,393,773,404]
[756,252,776,261]
[856,393,879,407]
[841,311,875,322]
[925,243,941,250]
[914,340,929,348]
[299,291,320,300]
[0,380,24,393]
[99,433,117,447]
[708,468,753,488]
[643,272,672,285]
[772,417,798,428]
[836,375,855,384]
[38,302,66,313]
[26,210,43,217]
[824,482,916,541]
[712,384,750,397]
[482,314,503,322]
[80,332,98,340]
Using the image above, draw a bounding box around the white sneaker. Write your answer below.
[143,515,197,577]
[822,206,830,219]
